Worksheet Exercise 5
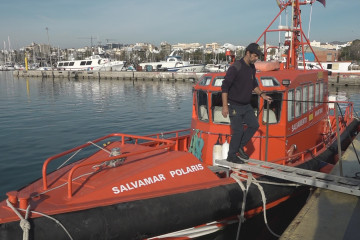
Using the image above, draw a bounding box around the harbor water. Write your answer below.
[1,71,360,239]
[0,71,193,196]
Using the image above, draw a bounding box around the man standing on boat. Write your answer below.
[221,43,272,163]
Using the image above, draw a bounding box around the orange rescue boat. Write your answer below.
[1,0,359,239]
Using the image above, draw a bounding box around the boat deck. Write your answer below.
[280,133,360,240]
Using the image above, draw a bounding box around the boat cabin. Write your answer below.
[191,67,330,166]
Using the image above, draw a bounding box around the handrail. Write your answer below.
[275,102,356,165]
[145,128,190,138]
[42,133,175,191]
[67,140,175,198]
[272,134,334,165]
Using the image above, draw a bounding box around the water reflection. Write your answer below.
[0,74,194,195]
[329,85,360,116]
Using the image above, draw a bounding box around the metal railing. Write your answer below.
[41,133,176,198]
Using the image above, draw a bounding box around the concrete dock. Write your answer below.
[280,134,360,240]
[12,70,204,82]
[12,70,360,86]
[329,75,360,86]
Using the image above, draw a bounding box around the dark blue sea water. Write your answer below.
[0,72,193,197]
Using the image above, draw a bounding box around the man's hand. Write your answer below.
[221,92,229,118]
[262,94,273,104]
[222,105,229,118]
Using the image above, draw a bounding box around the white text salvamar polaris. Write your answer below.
[112,163,204,194]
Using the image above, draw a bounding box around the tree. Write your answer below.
[339,39,360,61]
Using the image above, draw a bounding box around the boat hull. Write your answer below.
[166,64,205,73]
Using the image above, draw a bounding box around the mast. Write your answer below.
[256,0,324,70]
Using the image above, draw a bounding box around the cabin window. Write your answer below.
[302,85,308,114]
[212,77,225,87]
[288,89,294,121]
[197,90,209,122]
[315,83,320,107]
[211,92,230,124]
[58,63,63,66]
[86,61,92,65]
[198,76,212,86]
[320,82,324,104]
[262,92,282,124]
[211,92,260,124]
[80,61,86,66]
[260,77,280,87]
[69,62,75,66]
[64,62,69,66]
[309,84,314,110]
[295,87,301,118]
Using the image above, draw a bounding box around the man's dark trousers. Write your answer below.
[228,103,259,157]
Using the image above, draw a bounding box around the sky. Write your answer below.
[1,0,359,50]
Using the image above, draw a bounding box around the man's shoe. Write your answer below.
[226,155,245,164]
[238,147,249,160]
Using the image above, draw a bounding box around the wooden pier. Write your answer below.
[280,134,360,240]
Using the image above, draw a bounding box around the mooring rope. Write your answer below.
[6,200,31,240]
[20,209,74,240]
[230,173,252,240]
[230,169,300,239]
[6,199,74,240]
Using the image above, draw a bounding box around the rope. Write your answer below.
[231,173,252,240]
[88,141,111,154]
[251,177,281,238]
[188,130,204,161]
[231,169,290,238]
[6,200,31,240]
[6,199,74,240]
[57,149,82,170]
[33,170,97,197]
[19,209,74,240]
[335,102,360,177]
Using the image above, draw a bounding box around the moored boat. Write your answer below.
[139,52,205,73]
[298,60,360,76]
[1,1,360,240]
[56,54,125,71]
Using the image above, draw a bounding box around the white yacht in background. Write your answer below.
[56,55,125,71]
[139,52,204,72]
[298,61,360,75]
[0,63,15,71]
[204,63,229,72]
